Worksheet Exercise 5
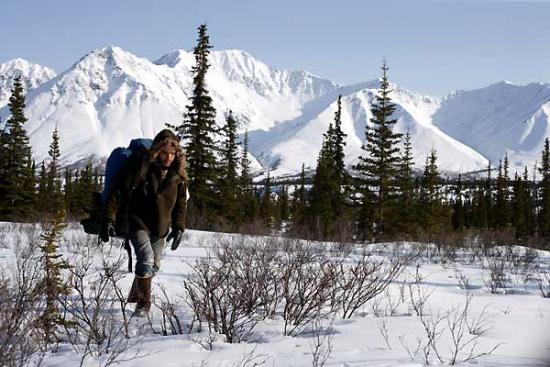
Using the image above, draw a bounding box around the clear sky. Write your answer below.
[1,0,549,96]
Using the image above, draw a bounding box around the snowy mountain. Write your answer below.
[0,58,56,108]
[249,81,489,176]
[433,81,550,175]
[0,47,548,176]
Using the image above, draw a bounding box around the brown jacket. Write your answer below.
[104,145,188,238]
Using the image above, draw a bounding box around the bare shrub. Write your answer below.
[445,294,502,365]
[58,247,141,366]
[184,238,270,343]
[403,292,501,365]
[377,317,392,349]
[505,246,539,284]
[309,317,335,367]
[336,249,406,319]
[152,285,185,335]
[0,235,44,367]
[407,268,433,317]
[217,238,281,319]
[371,289,402,318]
[230,345,270,367]
[482,258,511,294]
[280,242,337,336]
[454,269,471,290]
[536,271,550,298]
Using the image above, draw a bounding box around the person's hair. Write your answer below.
[150,132,188,183]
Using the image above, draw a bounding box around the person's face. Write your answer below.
[158,145,176,167]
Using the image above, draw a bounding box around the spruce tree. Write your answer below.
[0,117,7,201]
[0,76,35,221]
[73,163,94,215]
[485,162,493,229]
[176,23,219,225]
[419,150,450,233]
[523,167,535,236]
[260,172,273,229]
[291,164,308,232]
[512,172,527,238]
[239,130,258,223]
[279,184,290,223]
[451,173,465,231]
[473,184,488,229]
[493,155,510,229]
[37,162,48,213]
[353,61,402,236]
[539,138,550,237]
[309,130,338,239]
[63,168,73,216]
[219,111,241,225]
[46,126,64,217]
[329,95,350,234]
[332,95,347,185]
[395,128,417,233]
[36,209,70,346]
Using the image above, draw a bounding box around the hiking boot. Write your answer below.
[127,277,139,303]
[134,276,152,318]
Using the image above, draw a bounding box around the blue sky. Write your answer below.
[1,0,549,96]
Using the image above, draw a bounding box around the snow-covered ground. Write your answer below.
[1,222,549,366]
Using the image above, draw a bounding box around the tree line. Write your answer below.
[0,76,102,222]
[2,24,550,249]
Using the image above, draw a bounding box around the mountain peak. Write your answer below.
[0,58,56,108]
[0,58,56,77]
[83,45,136,63]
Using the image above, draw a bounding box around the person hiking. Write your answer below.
[101,129,188,317]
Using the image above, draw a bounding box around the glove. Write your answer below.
[99,221,116,243]
[166,229,184,251]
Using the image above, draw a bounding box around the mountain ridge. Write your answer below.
[0,47,548,176]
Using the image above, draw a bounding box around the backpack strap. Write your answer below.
[120,152,150,273]
[123,236,133,273]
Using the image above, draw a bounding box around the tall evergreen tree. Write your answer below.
[0,117,7,200]
[484,161,493,229]
[493,155,510,229]
[291,164,308,232]
[219,110,241,225]
[329,95,350,233]
[0,76,35,221]
[63,168,73,216]
[46,126,64,217]
[539,138,550,237]
[175,24,219,224]
[353,61,402,236]
[279,184,290,224]
[512,172,528,238]
[36,209,70,346]
[522,167,536,236]
[395,128,417,233]
[239,130,258,223]
[332,95,347,184]
[72,163,94,215]
[419,149,450,233]
[451,174,465,231]
[260,172,273,229]
[309,129,338,239]
[37,162,48,213]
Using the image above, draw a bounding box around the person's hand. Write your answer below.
[166,229,184,250]
[100,221,116,243]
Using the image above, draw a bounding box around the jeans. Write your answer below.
[130,230,166,278]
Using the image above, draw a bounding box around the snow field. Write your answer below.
[0,222,549,366]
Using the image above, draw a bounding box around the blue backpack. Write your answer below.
[81,138,152,272]
[101,138,153,206]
